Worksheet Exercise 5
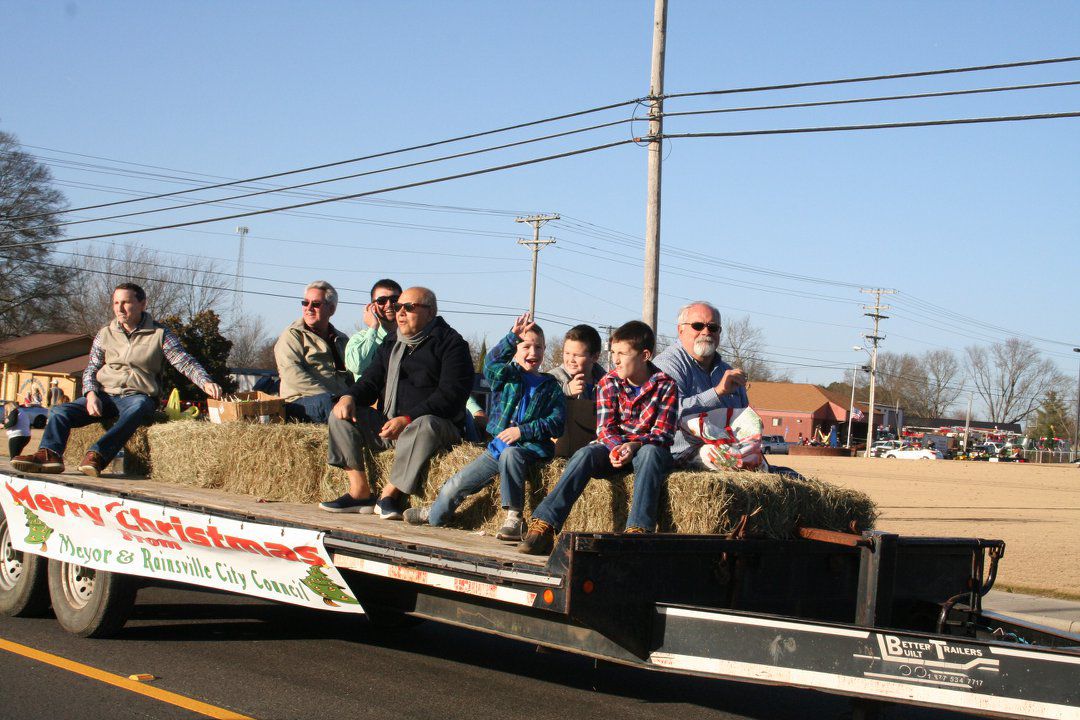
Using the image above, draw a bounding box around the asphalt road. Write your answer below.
[0,584,981,720]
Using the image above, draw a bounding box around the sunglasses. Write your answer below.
[301,300,325,309]
[393,302,431,314]
[373,294,401,306]
[681,322,720,333]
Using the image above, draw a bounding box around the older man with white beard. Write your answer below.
[652,301,749,465]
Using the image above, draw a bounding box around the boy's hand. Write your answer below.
[566,372,586,397]
[333,396,357,422]
[714,368,747,396]
[497,426,522,445]
[609,442,640,468]
[510,312,535,339]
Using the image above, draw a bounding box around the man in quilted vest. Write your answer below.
[12,283,222,477]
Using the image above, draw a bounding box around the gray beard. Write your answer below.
[694,339,717,359]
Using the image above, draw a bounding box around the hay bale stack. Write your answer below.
[65,424,152,476]
[145,422,877,538]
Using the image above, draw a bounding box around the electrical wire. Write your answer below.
[23,117,635,234]
[662,55,1080,100]
[661,79,1080,119]
[6,98,643,221]
[0,138,636,251]
[659,111,1080,140]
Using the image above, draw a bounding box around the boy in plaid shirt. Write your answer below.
[404,313,565,541]
[519,320,678,555]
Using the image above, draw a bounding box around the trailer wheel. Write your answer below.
[47,559,136,638]
[0,513,51,617]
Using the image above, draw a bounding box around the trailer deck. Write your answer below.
[2,459,1078,719]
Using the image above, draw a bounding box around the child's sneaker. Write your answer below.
[403,506,431,525]
[376,496,405,521]
[495,516,525,541]
[517,519,555,555]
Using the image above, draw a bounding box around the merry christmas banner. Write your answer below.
[1,474,364,614]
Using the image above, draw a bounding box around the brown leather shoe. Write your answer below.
[78,451,107,477]
[517,518,556,555]
[11,448,65,474]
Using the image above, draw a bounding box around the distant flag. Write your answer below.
[851,408,866,421]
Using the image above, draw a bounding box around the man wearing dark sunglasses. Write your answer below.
[321,286,474,519]
[344,278,402,381]
[274,280,352,423]
[653,301,749,464]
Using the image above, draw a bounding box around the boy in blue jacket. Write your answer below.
[404,313,565,540]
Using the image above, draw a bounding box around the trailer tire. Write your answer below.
[0,513,51,617]
[47,559,136,638]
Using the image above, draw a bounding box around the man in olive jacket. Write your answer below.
[320,286,474,519]
[274,280,353,423]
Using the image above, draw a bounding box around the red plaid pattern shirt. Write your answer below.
[595,365,678,450]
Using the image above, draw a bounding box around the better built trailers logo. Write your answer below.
[857,633,1000,690]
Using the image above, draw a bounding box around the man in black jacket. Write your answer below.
[319,286,474,520]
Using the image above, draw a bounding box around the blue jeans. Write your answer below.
[285,393,335,423]
[428,446,539,526]
[532,443,673,532]
[40,393,157,463]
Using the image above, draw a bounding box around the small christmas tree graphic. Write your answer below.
[301,564,359,607]
[21,504,54,552]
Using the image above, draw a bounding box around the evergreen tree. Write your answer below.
[21,504,54,551]
[158,310,238,401]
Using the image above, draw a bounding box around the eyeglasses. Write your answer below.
[393,302,431,314]
[373,294,401,306]
[301,300,324,309]
[680,322,720,333]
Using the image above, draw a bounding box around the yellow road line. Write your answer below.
[0,637,256,720]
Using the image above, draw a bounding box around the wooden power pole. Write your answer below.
[515,214,559,318]
[861,288,896,458]
[642,0,668,331]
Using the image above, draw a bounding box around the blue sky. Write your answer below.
[3,1,1078,414]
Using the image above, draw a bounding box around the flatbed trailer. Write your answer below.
[1,460,1078,719]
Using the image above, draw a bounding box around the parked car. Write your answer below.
[1,403,48,429]
[883,447,944,460]
[761,435,789,454]
[869,440,908,458]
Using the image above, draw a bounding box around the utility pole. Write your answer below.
[861,288,896,458]
[641,0,668,331]
[515,214,559,318]
[232,226,248,323]
[963,392,973,453]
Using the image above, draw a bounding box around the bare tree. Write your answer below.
[0,130,70,337]
[719,315,788,382]
[57,243,229,334]
[965,338,1066,424]
[227,314,272,369]
[920,349,963,416]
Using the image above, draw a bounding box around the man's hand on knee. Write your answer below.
[333,395,357,422]
[86,392,103,417]
[379,415,411,440]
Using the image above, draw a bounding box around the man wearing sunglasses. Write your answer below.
[653,301,749,464]
[344,278,402,381]
[321,286,474,518]
[274,280,352,423]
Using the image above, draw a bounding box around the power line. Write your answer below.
[7,98,643,222]
[662,55,1080,100]
[21,116,635,234]
[661,79,1080,119]
[660,111,1080,140]
[0,138,636,251]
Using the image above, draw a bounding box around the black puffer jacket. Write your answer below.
[345,316,473,424]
